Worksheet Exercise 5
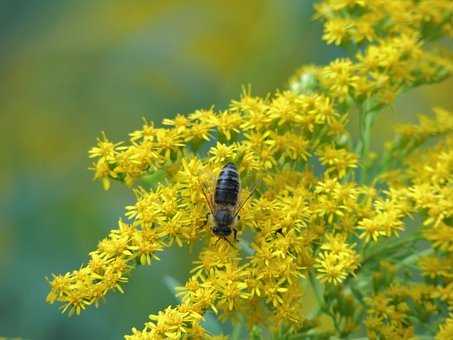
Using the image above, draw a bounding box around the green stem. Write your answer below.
[395,248,433,270]
[362,111,375,157]
[308,271,324,313]
[311,125,329,150]
[355,108,377,183]
[307,272,342,334]
[231,317,243,340]
[361,233,422,267]
[327,309,342,334]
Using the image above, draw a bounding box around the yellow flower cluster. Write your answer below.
[314,234,359,285]
[46,219,163,315]
[127,305,205,340]
[294,35,452,108]
[365,283,439,339]
[316,0,453,46]
[363,265,453,340]
[89,90,350,191]
[360,131,453,339]
[47,0,453,338]
[437,316,453,340]
[383,107,453,173]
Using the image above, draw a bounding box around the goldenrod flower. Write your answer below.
[315,234,359,284]
[46,0,453,338]
[437,316,453,340]
[322,18,352,45]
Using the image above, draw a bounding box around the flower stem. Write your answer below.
[308,270,325,314]
[361,232,423,267]
[355,105,378,183]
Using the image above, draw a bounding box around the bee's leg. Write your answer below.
[233,228,238,242]
[265,227,283,242]
[223,236,236,248]
[232,215,240,241]
[274,227,284,236]
[202,213,210,227]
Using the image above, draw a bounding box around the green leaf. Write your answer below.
[140,169,167,188]
[163,275,181,302]
[202,311,223,335]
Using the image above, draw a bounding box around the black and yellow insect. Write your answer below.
[201,163,254,245]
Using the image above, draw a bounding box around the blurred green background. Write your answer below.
[0,1,451,339]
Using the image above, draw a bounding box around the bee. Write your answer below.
[200,163,254,245]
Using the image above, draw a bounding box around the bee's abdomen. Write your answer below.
[214,163,240,206]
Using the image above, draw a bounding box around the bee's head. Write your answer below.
[214,209,234,227]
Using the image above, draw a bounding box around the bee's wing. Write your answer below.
[234,181,259,217]
[198,169,218,215]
